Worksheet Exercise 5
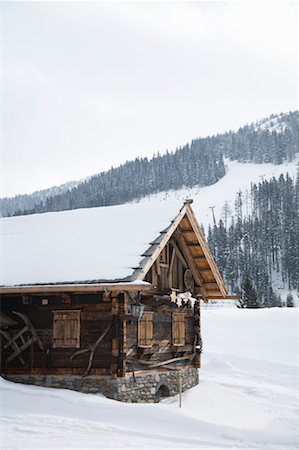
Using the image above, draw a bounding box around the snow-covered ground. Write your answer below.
[255,113,288,133]
[137,156,299,231]
[1,308,298,450]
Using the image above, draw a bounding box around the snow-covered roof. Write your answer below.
[1,201,184,287]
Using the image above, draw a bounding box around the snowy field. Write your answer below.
[1,308,298,450]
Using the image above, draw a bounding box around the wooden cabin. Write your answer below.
[0,200,228,402]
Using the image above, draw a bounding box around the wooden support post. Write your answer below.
[110,292,127,378]
[118,293,127,378]
[152,264,158,287]
[194,301,201,368]
[168,246,176,288]
[179,376,182,408]
[110,293,119,378]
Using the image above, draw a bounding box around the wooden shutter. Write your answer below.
[172,313,185,346]
[53,310,80,348]
[138,312,153,348]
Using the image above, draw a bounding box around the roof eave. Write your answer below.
[185,204,228,297]
[132,201,228,299]
[131,202,189,281]
[0,281,152,295]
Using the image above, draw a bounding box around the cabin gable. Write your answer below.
[140,205,227,300]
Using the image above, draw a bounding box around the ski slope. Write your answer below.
[136,156,299,231]
[1,308,298,450]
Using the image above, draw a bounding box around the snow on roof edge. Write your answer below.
[1,201,188,286]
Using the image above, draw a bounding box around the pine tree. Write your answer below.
[286,292,295,307]
[265,286,282,308]
[241,273,260,308]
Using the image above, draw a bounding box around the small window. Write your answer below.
[53,310,81,348]
[172,313,185,346]
[138,312,153,348]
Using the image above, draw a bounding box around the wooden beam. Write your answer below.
[118,293,127,377]
[151,263,158,287]
[167,246,176,287]
[155,259,161,277]
[205,295,241,300]
[133,204,189,281]
[0,282,152,295]
[185,206,227,297]
[204,282,220,290]
[170,239,188,269]
[173,229,209,299]
[200,270,217,281]
[111,294,119,379]
[194,301,201,368]
[179,227,194,233]
[1,367,112,376]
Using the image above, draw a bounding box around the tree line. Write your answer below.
[207,172,299,307]
[1,111,298,217]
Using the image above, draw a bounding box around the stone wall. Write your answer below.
[3,368,199,402]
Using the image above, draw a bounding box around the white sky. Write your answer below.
[1,1,298,197]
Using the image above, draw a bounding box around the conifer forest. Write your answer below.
[207,173,299,306]
[1,111,298,217]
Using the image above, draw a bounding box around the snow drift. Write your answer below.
[1,308,298,449]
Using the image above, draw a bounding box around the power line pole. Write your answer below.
[209,206,216,226]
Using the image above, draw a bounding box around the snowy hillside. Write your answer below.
[2,111,298,218]
[134,155,299,305]
[1,308,298,449]
[255,112,289,133]
[136,155,299,231]
[0,179,82,218]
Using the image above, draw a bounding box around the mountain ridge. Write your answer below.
[1,110,298,217]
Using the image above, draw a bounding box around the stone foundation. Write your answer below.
[3,368,199,402]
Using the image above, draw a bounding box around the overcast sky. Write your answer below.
[2,1,298,197]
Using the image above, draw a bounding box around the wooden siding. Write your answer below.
[126,296,197,370]
[1,291,200,377]
[0,293,113,373]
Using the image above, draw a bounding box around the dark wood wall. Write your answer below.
[0,293,113,375]
[1,291,200,376]
[126,296,196,369]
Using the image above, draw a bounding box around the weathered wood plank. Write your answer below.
[185,205,227,297]
[0,283,153,295]
[110,294,119,378]
[173,229,209,299]
[118,293,126,377]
